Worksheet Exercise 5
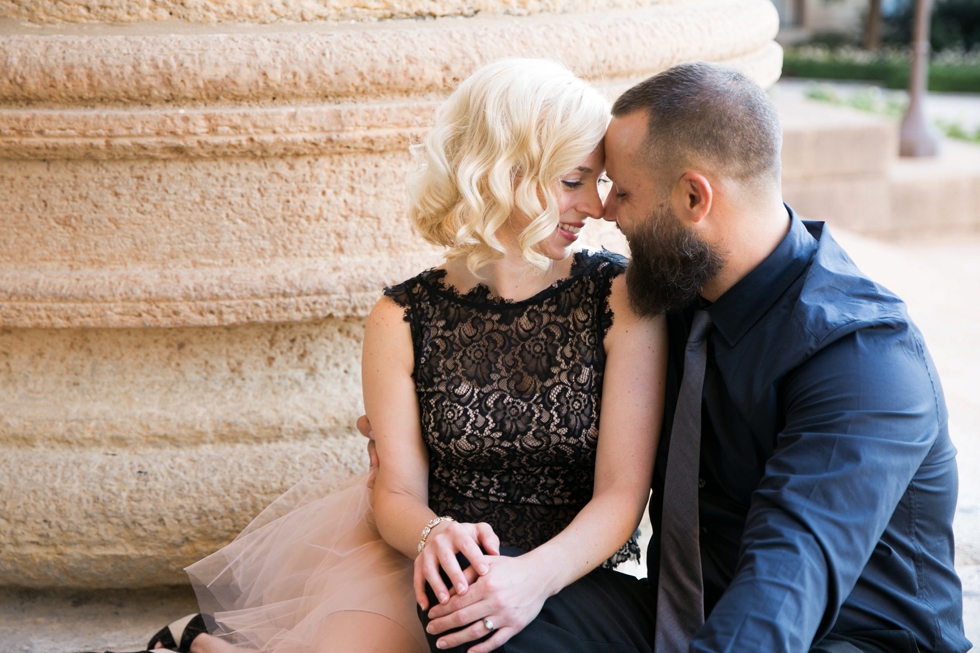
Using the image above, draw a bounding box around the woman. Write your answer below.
[151,57,666,653]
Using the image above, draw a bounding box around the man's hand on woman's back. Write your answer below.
[356,415,378,490]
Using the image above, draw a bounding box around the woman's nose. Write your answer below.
[581,187,605,220]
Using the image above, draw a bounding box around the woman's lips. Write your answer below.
[558,222,583,241]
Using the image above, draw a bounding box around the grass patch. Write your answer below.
[802,82,980,143]
[803,83,907,116]
[936,118,980,142]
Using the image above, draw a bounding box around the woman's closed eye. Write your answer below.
[563,176,609,190]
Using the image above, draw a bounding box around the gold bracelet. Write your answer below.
[418,516,455,553]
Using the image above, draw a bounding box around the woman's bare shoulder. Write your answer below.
[366,294,411,337]
[606,274,667,340]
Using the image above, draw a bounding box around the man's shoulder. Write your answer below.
[791,221,911,347]
[716,221,926,386]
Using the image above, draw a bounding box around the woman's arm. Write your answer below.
[363,295,496,609]
[425,274,667,651]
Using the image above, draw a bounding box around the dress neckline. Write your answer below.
[422,250,593,309]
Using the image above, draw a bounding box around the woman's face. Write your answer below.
[535,144,608,262]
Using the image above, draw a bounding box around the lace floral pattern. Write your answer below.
[385,250,639,567]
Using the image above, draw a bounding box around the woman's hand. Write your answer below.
[424,553,558,653]
[415,521,500,610]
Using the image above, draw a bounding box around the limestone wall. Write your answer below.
[0,0,781,587]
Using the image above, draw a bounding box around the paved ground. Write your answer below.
[0,586,198,653]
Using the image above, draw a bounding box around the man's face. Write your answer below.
[604,112,723,316]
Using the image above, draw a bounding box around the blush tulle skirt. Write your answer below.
[185,469,427,653]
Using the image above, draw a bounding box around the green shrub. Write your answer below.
[782,46,980,93]
[781,57,897,82]
[925,64,980,92]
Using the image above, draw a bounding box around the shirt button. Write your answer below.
[700,527,708,535]
[698,478,706,489]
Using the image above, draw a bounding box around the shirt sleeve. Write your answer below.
[690,322,945,652]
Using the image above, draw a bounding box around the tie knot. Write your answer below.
[688,309,712,346]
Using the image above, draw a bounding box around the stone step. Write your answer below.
[775,91,980,236]
[887,138,980,234]
[776,93,895,232]
[778,93,897,180]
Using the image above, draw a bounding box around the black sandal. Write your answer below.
[146,614,208,653]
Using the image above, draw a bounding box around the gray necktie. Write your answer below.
[655,309,712,652]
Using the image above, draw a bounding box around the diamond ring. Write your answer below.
[483,618,495,632]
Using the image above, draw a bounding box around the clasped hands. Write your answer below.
[356,416,552,652]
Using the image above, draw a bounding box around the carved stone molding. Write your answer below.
[0,2,780,330]
[0,3,776,108]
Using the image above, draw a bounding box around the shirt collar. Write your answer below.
[706,205,819,347]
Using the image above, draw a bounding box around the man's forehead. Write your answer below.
[605,112,648,178]
[607,113,647,152]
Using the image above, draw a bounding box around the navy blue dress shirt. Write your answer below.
[649,209,970,652]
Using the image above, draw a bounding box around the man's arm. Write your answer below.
[692,323,945,651]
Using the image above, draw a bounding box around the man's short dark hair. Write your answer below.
[611,62,782,184]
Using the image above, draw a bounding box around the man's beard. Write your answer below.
[623,203,724,317]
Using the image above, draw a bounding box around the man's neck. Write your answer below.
[700,200,791,302]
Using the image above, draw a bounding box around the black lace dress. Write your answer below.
[385,249,639,566]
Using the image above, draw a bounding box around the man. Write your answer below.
[600,62,968,653]
[362,62,969,652]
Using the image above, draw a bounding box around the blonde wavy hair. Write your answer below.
[408,58,610,273]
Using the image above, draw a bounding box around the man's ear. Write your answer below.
[675,172,713,225]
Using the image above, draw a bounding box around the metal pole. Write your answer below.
[899,0,940,157]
